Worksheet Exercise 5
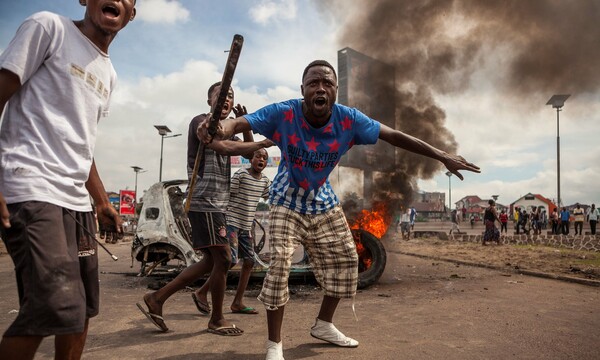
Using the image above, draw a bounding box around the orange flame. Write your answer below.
[353,232,373,270]
[351,202,390,271]
[350,202,391,239]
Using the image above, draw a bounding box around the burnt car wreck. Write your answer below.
[132,180,387,289]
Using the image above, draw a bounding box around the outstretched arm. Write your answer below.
[378,124,480,180]
[207,138,275,157]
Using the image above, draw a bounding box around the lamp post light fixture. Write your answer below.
[154,125,182,182]
[131,166,146,205]
[546,94,570,208]
[445,171,452,215]
[491,195,499,202]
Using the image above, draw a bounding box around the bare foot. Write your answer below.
[231,304,258,314]
[143,293,163,317]
[208,318,244,336]
[138,292,168,331]
[194,290,209,309]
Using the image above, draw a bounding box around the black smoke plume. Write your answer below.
[324,0,599,210]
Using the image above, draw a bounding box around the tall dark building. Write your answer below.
[337,47,397,202]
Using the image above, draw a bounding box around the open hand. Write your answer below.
[442,153,480,180]
[96,203,123,242]
[196,113,223,145]
[232,104,248,118]
[262,139,276,148]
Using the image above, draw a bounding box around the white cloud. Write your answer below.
[249,0,297,25]
[135,0,190,24]
[94,59,297,195]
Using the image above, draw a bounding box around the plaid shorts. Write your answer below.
[257,205,358,309]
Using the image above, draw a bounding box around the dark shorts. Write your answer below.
[188,211,228,249]
[226,225,256,264]
[1,201,99,337]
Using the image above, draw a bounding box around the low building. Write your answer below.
[510,193,556,219]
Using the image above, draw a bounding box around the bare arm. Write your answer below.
[0,69,23,228]
[86,160,122,234]
[207,138,274,157]
[492,207,501,223]
[378,123,480,180]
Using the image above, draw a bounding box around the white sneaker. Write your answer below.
[265,340,284,360]
[310,318,359,348]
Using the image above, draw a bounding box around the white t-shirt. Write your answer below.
[0,12,116,211]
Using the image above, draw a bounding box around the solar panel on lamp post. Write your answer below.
[546,94,570,208]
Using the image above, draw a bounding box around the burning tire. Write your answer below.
[353,229,387,289]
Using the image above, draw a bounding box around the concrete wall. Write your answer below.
[450,233,600,252]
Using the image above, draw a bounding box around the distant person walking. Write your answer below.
[560,207,570,235]
[410,207,417,230]
[531,206,541,235]
[450,209,461,235]
[519,210,530,235]
[550,208,559,235]
[499,209,509,234]
[587,204,598,235]
[482,200,501,245]
[400,208,411,240]
[573,204,585,235]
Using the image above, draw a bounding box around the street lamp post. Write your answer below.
[445,171,452,215]
[546,94,570,208]
[154,125,182,182]
[131,166,146,222]
[131,166,146,204]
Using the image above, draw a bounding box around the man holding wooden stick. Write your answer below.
[137,82,273,336]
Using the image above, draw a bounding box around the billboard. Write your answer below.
[119,190,136,216]
[231,155,281,168]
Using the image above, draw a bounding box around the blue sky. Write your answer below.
[1,0,599,208]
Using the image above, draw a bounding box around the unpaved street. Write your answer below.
[1,238,599,359]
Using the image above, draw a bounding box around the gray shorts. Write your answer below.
[1,201,99,337]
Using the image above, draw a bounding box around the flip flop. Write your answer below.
[231,306,259,315]
[191,293,211,315]
[207,324,244,336]
[136,301,168,332]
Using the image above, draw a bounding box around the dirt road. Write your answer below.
[1,238,599,359]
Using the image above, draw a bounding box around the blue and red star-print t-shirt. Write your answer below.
[244,99,380,214]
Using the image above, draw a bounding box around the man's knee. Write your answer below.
[211,247,232,270]
[242,258,255,269]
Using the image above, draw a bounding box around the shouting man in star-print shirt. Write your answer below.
[250,91,378,214]
[199,60,480,360]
